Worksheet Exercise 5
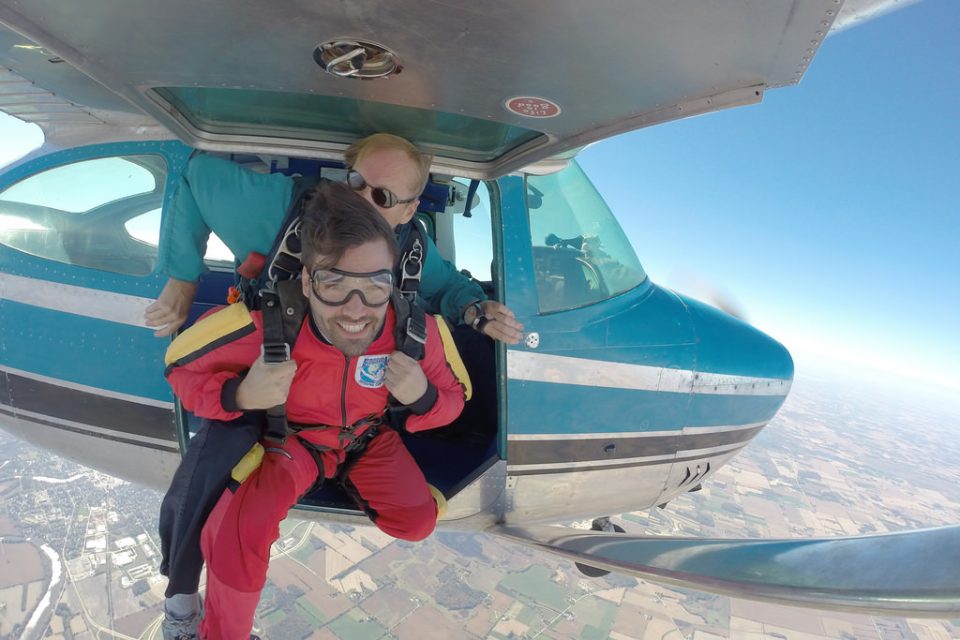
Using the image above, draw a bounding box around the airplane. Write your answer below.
[1,0,957,619]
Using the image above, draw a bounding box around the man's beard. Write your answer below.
[315,311,385,357]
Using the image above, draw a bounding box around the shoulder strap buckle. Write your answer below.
[261,342,291,363]
[406,315,427,345]
[398,233,424,301]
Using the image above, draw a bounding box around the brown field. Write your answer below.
[0,539,45,589]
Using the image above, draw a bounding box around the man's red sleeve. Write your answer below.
[164,305,263,421]
[404,315,467,433]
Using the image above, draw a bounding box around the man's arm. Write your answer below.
[164,305,265,420]
[417,233,523,344]
[385,315,465,433]
[416,233,485,324]
[148,154,295,336]
[462,299,523,345]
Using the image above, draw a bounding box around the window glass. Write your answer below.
[526,161,646,313]
[124,209,234,265]
[155,87,543,164]
[451,179,494,282]
[0,155,167,276]
[1,157,157,212]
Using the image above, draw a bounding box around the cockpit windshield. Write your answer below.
[526,162,646,313]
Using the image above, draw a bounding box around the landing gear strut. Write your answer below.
[574,517,625,578]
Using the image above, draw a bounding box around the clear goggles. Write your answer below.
[346,170,419,209]
[309,268,394,307]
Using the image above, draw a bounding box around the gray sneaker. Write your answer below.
[160,610,200,640]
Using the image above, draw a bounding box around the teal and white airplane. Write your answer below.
[1,0,956,617]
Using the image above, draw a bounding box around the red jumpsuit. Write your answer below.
[166,304,464,640]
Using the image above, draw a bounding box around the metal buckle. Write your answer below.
[261,343,291,363]
[406,317,427,344]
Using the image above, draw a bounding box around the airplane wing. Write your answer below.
[493,524,960,617]
[0,0,926,177]
[0,25,168,149]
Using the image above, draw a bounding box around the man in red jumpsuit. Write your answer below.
[165,182,465,640]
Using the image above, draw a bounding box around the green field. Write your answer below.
[498,565,570,611]
[327,610,388,640]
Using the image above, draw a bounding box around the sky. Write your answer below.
[1,0,957,395]
[578,0,959,395]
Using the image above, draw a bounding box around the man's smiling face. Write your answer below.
[301,237,394,357]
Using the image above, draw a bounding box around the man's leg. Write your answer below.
[199,438,319,640]
[159,416,262,603]
[343,429,438,541]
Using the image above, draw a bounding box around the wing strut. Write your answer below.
[492,524,960,617]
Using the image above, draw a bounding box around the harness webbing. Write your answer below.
[258,285,426,444]
[241,177,429,443]
[259,279,305,443]
[240,177,428,308]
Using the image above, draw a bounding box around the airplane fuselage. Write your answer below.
[0,140,793,531]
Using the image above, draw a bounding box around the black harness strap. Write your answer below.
[295,416,383,496]
[238,176,318,309]
[259,279,310,444]
[390,290,427,361]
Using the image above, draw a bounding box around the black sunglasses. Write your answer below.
[346,170,419,209]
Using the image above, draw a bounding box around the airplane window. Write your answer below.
[0,154,167,276]
[526,161,647,313]
[0,157,157,212]
[450,179,494,283]
[124,209,235,266]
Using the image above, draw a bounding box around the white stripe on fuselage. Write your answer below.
[505,441,747,473]
[0,272,155,329]
[507,351,791,396]
[507,421,766,441]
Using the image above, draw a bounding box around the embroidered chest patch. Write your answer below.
[356,354,389,388]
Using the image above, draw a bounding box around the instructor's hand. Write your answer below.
[145,278,198,337]
[235,356,297,410]
[385,351,428,405]
[465,300,523,345]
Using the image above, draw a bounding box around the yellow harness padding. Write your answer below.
[434,315,471,401]
[428,483,448,520]
[231,442,265,484]
[164,302,254,368]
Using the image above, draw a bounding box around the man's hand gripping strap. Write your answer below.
[259,279,309,443]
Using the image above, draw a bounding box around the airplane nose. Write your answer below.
[682,292,794,390]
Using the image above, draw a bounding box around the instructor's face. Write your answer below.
[302,238,394,357]
[352,147,421,228]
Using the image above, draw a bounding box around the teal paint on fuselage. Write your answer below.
[0,140,196,402]
[497,175,540,319]
[508,381,786,435]
[681,294,795,380]
[0,299,170,400]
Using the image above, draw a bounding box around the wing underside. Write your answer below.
[494,524,960,617]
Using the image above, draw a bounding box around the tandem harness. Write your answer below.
[238,178,430,444]
[258,282,427,444]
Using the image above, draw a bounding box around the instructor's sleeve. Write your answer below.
[156,171,212,283]
[156,154,295,282]
[417,234,486,326]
